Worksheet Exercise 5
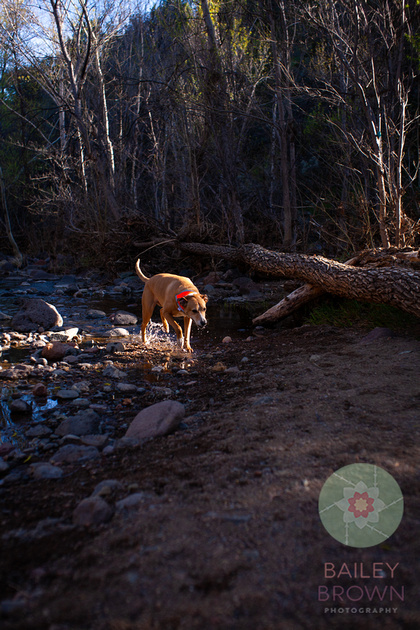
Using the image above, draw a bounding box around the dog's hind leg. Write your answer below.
[141,286,156,344]
[160,308,169,333]
[162,312,184,348]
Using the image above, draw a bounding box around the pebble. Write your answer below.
[91,479,123,497]
[9,399,32,413]
[103,365,127,379]
[30,462,63,479]
[70,398,91,408]
[80,434,109,448]
[117,383,138,393]
[26,425,52,438]
[111,311,138,326]
[50,444,100,464]
[225,366,240,374]
[71,381,90,393]
[41,341,77,361]
[32,383,48,397]
[106,342,125,353]
[55,409,100,437]
[115,492,148,513]
[113,436,140,451]
[48,328,79,342]
[56,389,79,400]
[222,336,233,343]
[87,309,107,319]
[211,362,226,373]
[72,496,113,527]
[106,328,130,337]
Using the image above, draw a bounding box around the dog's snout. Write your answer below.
[198,317,207,329]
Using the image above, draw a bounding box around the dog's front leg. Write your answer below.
[183,317,193,353]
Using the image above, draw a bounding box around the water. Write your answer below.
[0,281,259,446]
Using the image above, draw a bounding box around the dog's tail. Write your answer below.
[135,259,150,284]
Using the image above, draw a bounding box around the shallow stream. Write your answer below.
[0,274,264,446]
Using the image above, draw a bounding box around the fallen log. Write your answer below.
[252,283,324,324]
[178,242,420,319]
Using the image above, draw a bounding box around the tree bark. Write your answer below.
[178,241,420,318]
[252,248,420,324]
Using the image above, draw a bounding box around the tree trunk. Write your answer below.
[178,241,420,317]
[0,166,23,267]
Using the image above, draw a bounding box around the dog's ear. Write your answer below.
[200,294,209,303]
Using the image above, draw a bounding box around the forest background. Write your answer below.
[0,0,419,271]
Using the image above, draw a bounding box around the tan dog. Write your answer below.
[135,260,208,352]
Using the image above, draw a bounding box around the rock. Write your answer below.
[72,496,113,527]
[103,364,127,379]
[211,362,226,373]
[70,398,90,408]
[64,355,79,364]
[0,457,9,473]
[32,383,48,397]
[9,399,32,414]
[87,309,107,319]
[26,425,52,438]
[0,311,12,321]
[222,336,232,344]
[56,389,79,400]
[125,400,185,440]
[115,492,148,513]
[50,444,100,464]
[11,299,63,332]
[233,277,262,297]
[80,434,109,448]
[226,366,240,374]
[117,383,138,393]
[111,311,138,326]
[113,436,140,450]
[48,328,79,342]
[91,479,123,498]
[202,271,221,285]
[41,341,77,361]
[30,462,63,479]
[55,409,100,436]
[71,381,90,394]
[151,386,173,397]
[106,341,125,353]
[106,328,130,337]
[0,444,14,457]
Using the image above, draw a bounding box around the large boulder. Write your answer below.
[11,299,63,332]
[125,400,185,440]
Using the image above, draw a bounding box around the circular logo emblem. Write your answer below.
[319,464,403,548]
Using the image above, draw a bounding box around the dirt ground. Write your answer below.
[1,322,420,630]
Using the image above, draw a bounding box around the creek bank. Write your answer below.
[1,260,420,629]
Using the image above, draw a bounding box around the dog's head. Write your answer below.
[178,293,208,328]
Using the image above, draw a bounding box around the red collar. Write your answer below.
[176,290,197,312]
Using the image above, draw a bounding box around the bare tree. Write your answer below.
[0,0,132,227]
[304,0,419,247]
